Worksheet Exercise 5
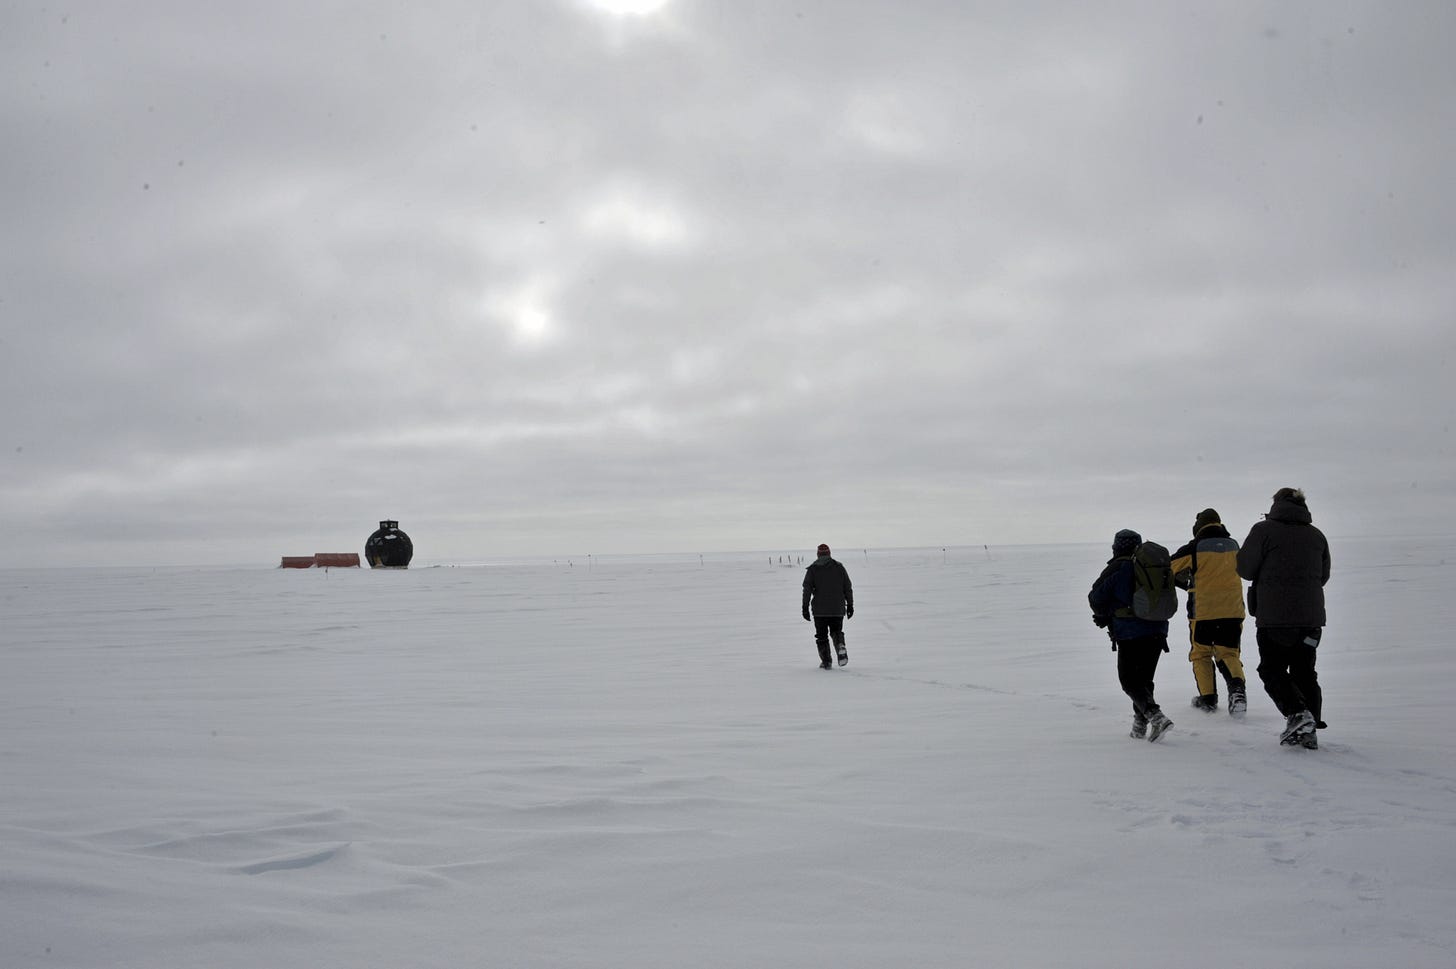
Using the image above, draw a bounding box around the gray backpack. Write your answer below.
[1119,541,1178,621]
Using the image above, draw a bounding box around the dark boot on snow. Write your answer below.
[1280,710,1316,746]
[1228,678,1247,716]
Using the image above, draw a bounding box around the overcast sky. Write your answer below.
[4,1,1453,567]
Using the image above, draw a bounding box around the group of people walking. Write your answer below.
[1089,487,1332,748]
[801,487,1331,750]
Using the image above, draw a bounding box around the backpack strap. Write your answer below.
[1110,555,1135,618]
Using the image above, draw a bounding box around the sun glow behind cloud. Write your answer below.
[575,0,680,48]
[486,277,560,348]
[580,0,673,16]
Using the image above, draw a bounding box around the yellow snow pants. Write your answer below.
[1189,636,1246,697]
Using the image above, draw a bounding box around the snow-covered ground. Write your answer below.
[3,537,1454,968]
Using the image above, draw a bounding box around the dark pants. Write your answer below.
[1116,634,1166,719]
[1256,626,1323,721]
[814,615,845,664]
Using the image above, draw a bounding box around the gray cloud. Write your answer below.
[4,1,1453,566]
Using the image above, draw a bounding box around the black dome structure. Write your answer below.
[365,520,414,568]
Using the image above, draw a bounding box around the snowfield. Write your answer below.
[3,538,1454,968]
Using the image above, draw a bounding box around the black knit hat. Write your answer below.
[1112,529,1141,555]
[1193,508,1221,536]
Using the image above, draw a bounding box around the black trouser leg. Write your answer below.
[1255,630,1295,715]
[1288,640,1322,723]
[813,616,834,665]
[814,616,845,663]
[1256,626,1321,718]
[1116,635,1165,718]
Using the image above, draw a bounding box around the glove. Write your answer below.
[802,608,811,622]
[846,605,854,619]
[1092,614,1109,628]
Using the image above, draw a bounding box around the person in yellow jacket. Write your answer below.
[1169,508,1249,715]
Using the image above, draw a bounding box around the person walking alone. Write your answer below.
[1170,508,1249,716]
[1237,488,1331,749]
[802,543,853,669]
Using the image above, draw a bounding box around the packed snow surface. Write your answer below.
[3,538,1454,967]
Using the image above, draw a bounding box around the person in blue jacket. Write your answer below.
[1089,529,1174,741]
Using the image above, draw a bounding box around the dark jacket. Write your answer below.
[1170,524,1246,622]
[1236,496,1331,627]
[803,556,853,617]
[1089,557,1170,641]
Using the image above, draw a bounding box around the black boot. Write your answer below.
[816,640,833,669]
[1229,677,1247,716]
